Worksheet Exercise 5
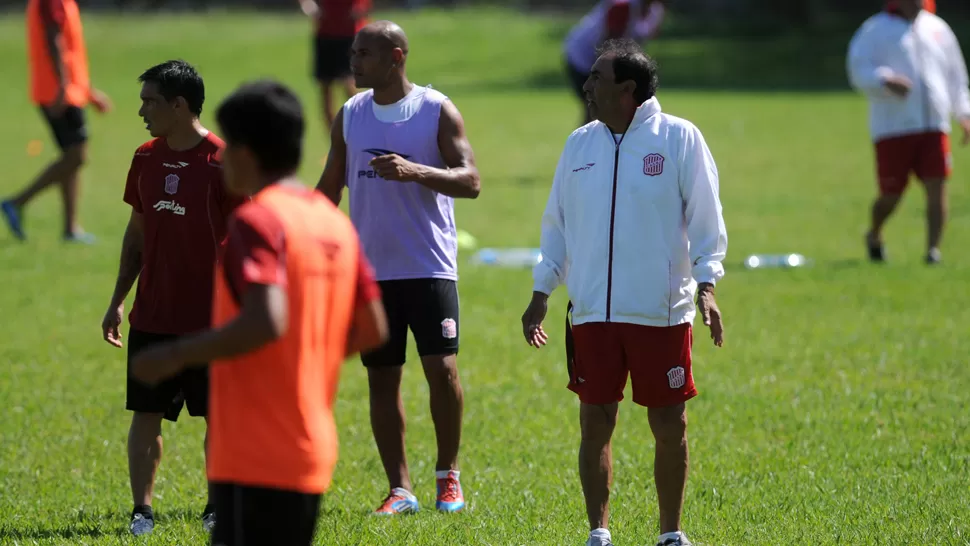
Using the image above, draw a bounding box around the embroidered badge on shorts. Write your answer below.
[441,318,457,339]
[667,366,686,389]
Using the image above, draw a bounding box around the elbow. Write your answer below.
[356,303,390,354]
[464,174,481,199]
[370,310,391,349]
[361,322,390,354]
[356,330,387,356]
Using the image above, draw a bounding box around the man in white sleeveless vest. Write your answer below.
[316,20,480,516]
[522,39,727,546]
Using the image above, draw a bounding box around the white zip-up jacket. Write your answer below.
[847,10,970,142]
[533,98,727,328]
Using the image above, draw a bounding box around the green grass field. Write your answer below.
[1,7,969,546]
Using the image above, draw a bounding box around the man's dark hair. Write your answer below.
[138,60,205,115]
[596,38,659,105]
[216,80,304,178]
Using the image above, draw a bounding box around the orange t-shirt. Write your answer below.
[26,0,90,107]
[207,184,380,494]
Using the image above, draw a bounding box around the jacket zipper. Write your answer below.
[605,128,625,322]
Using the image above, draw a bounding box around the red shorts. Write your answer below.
[874,131,952,195]
[567,322,697,408]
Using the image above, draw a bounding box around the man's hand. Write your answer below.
[90,88,112,114]
[48,88,68,117]
[102,303,125,348]
[882,74,912,98]
[696,283,724,347]
[521,292,550,348]
[369,154,423,182]
[131,343,185,386]
[959,117,970,146]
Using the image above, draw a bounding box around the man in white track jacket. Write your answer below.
[520,39,727,546]
[847,0,970,264]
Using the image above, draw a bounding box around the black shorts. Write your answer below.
[360,278,460,368]
[126,329,209,422]
[210,482,321,546]
[39,105,87,151]
[565,58,589,101]
[313,35,354,82]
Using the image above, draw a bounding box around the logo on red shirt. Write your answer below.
[164,173,179,195]
[643,153,665,176]
[153,200,186,215]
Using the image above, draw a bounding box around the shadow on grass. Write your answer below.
[449,20,970,94]
[0,507,206,541]
[0,523,125,541]
[449,33,860,96]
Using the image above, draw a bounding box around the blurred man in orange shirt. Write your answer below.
[299,0,371,132]
[2,0,111,243]
[132,79,388,546]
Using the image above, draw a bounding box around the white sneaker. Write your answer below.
[656,531,692,546]
[587,529,614,546]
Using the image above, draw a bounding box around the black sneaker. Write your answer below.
[202,504,216,533]
[866,235,885,263]
[129,510,154,536]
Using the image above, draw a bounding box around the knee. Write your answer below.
[649,406,687,447]
[876,194,901,208]
[130,412,164,434]
[62,145,86,170]
[367,367,402,394]
[580,403,618,440]
[422,356,461,388]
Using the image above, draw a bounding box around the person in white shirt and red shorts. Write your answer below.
[847,0,970,264]
[521,38,727,546]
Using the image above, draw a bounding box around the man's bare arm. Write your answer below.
[408,100,481,199]
[346,299,389,358]
[41,1,66,106]
[168,284,288,364]
[316,107,347,206]
[109,211,144,308]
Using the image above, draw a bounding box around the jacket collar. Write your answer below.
[595,97,661,137]
[633,97,662,126]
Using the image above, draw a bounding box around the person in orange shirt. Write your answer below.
[2,0,112,243]
[131,79,388,546]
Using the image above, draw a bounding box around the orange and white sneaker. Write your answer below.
[373,487,420,515]
[435,470,465,512]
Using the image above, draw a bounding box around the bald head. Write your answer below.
[358,20,409,55]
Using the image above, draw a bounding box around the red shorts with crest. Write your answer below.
[567,321,697,408]
[875,131,952,196]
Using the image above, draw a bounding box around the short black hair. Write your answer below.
[596,38,659,105]
[138,60,205,115]
[216,80,304,178]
